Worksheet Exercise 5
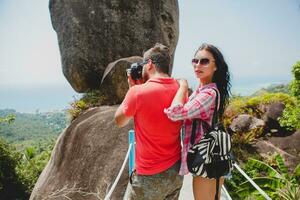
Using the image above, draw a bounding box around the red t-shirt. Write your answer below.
[122,77,182,175]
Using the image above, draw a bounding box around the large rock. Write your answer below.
[229,114,265,133]
[30,106,133,200]
[264,102,285,121]
[49,0,179,92]
[98,56,143,105]
[254,130,300,172]
[262,102,286,135]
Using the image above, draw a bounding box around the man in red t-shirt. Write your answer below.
[115,43,183,199]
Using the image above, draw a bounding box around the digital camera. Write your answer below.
[126,62,145,80]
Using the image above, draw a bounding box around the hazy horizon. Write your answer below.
[0,80,290,113]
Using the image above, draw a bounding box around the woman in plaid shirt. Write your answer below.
[164,43,231,200]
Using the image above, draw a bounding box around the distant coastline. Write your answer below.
[0,80,290,113]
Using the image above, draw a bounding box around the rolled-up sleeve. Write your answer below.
[122,86,138,117]
[164,89,215,121]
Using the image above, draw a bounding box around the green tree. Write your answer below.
[279,61,300,130]
[0,138,28,200]
[289,61,300,98]
[0,115,29,199]
[0,115,15,124]
[0,113,57,198]
[16,140,55,192]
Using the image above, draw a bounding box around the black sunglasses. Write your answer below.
[191,58,214,66]
[141,59,149,65]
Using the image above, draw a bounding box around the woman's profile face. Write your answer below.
[192,49,217,82]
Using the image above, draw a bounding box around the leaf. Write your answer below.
[276,183,300,200]
[25,146,36,160]
[275,154,289,179]
[246,158,283,179]
[294,163,300,178]
[238,177,285,192]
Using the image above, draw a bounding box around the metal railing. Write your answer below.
[221,185,233,200]
[103,131,134,200]
[232,163,272,200]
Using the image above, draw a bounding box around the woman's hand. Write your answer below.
[177,79,189,90]
[169,79,189,106]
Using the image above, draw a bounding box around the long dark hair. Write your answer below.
[196,43,231,119]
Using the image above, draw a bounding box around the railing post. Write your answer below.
[128,130,135,175]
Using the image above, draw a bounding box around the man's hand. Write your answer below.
[127,74,144,87]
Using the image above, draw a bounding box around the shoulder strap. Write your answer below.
[211,88,220,126]
[190,88,219,145]
[190,120,198,145]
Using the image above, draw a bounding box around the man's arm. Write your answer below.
[114,74,140,127]
[114,104,132,127]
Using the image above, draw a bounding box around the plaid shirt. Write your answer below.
[164,83,218,175]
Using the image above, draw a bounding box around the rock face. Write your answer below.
[262,102,287,135]
[49,0,179,92]
[98,56,143,105]
[30,106,133,200]
[229,114,265,133]
[254,130,300,171]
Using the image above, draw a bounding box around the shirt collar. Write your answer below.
[147,77,174,84]
[196,83,217,93]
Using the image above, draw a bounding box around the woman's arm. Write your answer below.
[171,79,189,105]
[165,87,215,122]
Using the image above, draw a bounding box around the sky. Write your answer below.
[0,0,300,112]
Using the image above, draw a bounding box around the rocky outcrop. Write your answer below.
[30,106,133,200]
[254,130,300,171]
[229,114,265,133]
[262,102,287,135]
[98,56,143,105]
[49,0,179,93]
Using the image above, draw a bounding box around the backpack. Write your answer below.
[186,88,233,200]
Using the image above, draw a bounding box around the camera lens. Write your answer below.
[128,62,143,80]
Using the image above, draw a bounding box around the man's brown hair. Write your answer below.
[143,43,171,74]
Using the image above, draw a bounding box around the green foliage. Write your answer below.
[225,92,298,132]
[246,93,295,108]
[294,163,300,182]
[225,93,295,123]
[0,136,55,199]
[226,154,300,199]
[279,61,300,130]
[231,128,263,162]
[0,138,28,200]
[67,90,109,121]
[0,109,68,146]
[276,183,300,200]
[0,110,60,197]
[0,114,15,124]
[16,140,55,192]
[80,90,107,106]
[224,93,296,161]
[290,80,300,98]
[289,61,300,98]
[279,103,300,130]
[68,99,90,121]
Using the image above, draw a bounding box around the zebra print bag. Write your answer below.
[186,88,233,178]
